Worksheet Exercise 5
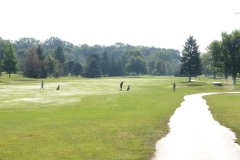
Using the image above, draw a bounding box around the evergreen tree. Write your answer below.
[82,54,101,78]
[54,46,66,64]
[36,45,45,61]
[101,51,110,76]
[72,62,82,77]
[67,60,75,75]
[3,44,18,78]
[36,45,47,78]
[54,46,66,76]
[180,36,202,82]
[24,48,41,78]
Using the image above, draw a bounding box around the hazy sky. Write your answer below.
[1,0,240,52]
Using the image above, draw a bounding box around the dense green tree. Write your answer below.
[115,58,124,76]
[72,62,82,77]
[148,61,156,75]
[13,37,40,50]
[209,30,240,84]
[2,36,185,78]
[44,37,64,49]
[54,46,66,64]
[0,39,10,61]
[72,46,85,64]
[36,45,47,78]
[67,60,75,75]
[126,56,147,76]
[101,51,110,76]
[36,45,45,61]
[82,54,101,78]
[3,44,18,78]
[0,39,11,75]
[108,55,117,76]
[165,61,174,75]
[180,36,202,82]
[208,41,224,78]
[153,59,168,75]
[16,49,27,72]
[54,46,66,76]
[80,44,90,57]
[120,49,144,74]
[24,48,41,78]
[55,63,64,78]
[201,52,213,77]
[44,55,59,77]
[65,52,75,62]
[43,37,74,57]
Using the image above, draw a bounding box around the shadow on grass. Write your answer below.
[180,81,206,86]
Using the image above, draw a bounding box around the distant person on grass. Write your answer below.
[173,82,176,92]
[40,80,44,90]
[120,81,124,91]
[56,85,60,90]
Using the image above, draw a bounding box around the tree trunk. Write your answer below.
[9,73,11,78]
[233,75,237,85]
[232,72,237,85]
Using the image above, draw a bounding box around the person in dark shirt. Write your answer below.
[120,81,124,91]
[40,80,44,90]
[173,82,176,92]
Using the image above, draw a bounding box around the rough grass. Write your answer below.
[0,74,240,159]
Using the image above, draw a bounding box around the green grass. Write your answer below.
[0,73,240,159]
[203,93,240,144]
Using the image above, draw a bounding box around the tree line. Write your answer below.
[0,37,180,78]
[202,30,240,85]
[1,29,240,85]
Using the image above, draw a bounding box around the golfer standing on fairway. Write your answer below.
[120,81,124,91]
[40,80,44,90]
[173,82,176,92]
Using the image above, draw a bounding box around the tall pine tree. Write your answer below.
[180,36,202,82]
[82,54,101,78]
[24,48,41,78]
[54,46,66,77]
[36,45,47,78]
